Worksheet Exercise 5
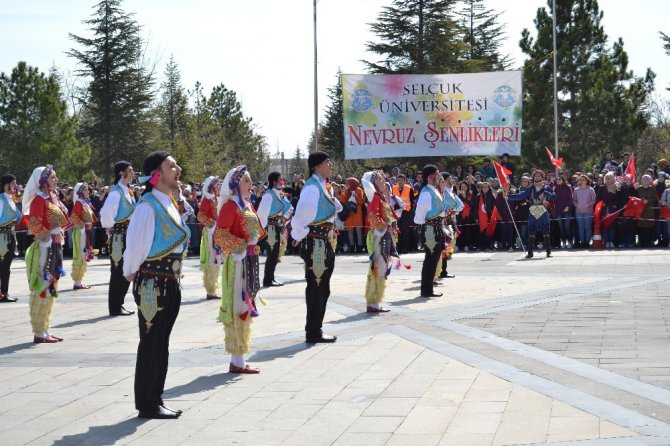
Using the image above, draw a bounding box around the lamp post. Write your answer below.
[552,0,559,167]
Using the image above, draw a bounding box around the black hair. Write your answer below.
[0,174,16,192]
[141,151,170,195]
[113,161,131,184]
[268,171,282,188]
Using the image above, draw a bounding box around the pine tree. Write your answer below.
[457,0,511,71]
[0,62,90,182]
[289,146,307,177]
[363,0,470,74]
[159,55,188,151]
[520,0,654,170]
[320,70,344,160]
[68,0,154,179]
[662,32,670,90]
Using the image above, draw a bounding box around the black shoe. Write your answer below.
[110,306,135,316]
[265,280,284,287]
[306,334,337,344]
[138,406,180,419]
[443,273,455,278]
[0,295,18,303]
[421,292,443,298]
[161,405,183,416]
[438,272,448,279]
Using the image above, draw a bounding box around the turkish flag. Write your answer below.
[624,152,636,182]
[546,147,564,169]
[486,205,501,237]
[478,196,489,233]
[601,208,625,230]
[623,196,645,219]
[494,161,512,188]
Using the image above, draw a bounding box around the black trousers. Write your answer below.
[397,211,413,253]
[133,266,181,411]
[299,236,335,339]
[109,224,131,314]
[263,225,281,287]
[420,225,444,296]
[0,231,16,296]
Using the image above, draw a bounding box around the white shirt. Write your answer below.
[100,180,134,228]
[256,188,292,229]
[290,175,342,242]
[413,185,442,225]
[122,189,184,277]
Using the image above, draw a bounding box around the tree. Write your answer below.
[68,0,154,179]
[520,0,654,171]
[0,62,90,182]
[363,0,471,74]
[320,69,345,160]
[206,83,269,177]
[158,55,188,151]
[457,0,511,71]
[662,31,670,90]
[289,146,307,177]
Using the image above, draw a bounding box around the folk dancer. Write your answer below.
[0,174,22,302]
[123,151,189,419]
[362,170,399,313]
[70,183,96,290]
[413,165,446,298]
[291,151,342,343]
[505,170,556,258]
[100,161,136,316]
[23,166,69,343]
[435,172,463,280]
[257,171,293,288]
[213,166,266,373]
[197,176,222,300]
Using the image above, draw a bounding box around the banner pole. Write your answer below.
[503,193,526,256]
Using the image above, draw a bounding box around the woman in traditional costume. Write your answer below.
[197,176,221,300]
[70,183,96,290]
[214,166,266,374]
[362,171,399,313]
[23,165,69,343]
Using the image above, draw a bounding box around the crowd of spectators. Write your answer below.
[6,151,670,258]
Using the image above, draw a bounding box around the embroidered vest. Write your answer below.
[112,184,135,223]
[0,194,21,226]
[304,176,336,225]
[138,193,190,261]
[423,187,446,220]
[443,189,462,212]
[269,189,292,218]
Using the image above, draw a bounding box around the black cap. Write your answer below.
[142,151,170,181]
[308,151,330,171]
[421,164,438,179]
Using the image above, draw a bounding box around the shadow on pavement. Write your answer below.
[0,342,38,356]
[51,417,147,446]
[164,372,234,398]
[53,315,110,329]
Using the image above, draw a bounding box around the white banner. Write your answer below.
[342,71,522,159]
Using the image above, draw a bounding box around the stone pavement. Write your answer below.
[1,248,670,445]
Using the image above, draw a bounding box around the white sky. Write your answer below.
[1,0,669,159]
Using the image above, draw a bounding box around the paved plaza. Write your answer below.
[1,248,670,445]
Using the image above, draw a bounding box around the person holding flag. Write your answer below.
[504,170,556,258]
[414,165,445,298]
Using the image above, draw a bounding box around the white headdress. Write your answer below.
[22,166,48,215]
[73,182,86,201]
[217,166,248,213]
[361,170,385,202]
[201,176,220,203]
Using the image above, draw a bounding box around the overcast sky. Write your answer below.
[1,0,668,160]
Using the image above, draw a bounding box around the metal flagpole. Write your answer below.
[313,0,318,153]
[502,190,526,256]
[552,0,559,172]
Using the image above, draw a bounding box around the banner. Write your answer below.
[342,71,522,159]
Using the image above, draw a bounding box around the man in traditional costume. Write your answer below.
[213,166,266,373]
[362,170,399,313]
[435,172,463,280]
[100,161,136,316]
[257,171,293,288]
[123,151,189,419]
[23,166,69,342]
[70,183,96,290]
[291,151,342,343]
[197,176,222,300]
[413,165,446,298]
[505,170,556,258]
[0,174,22,302]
